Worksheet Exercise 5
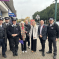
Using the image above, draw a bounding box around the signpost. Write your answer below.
[55,0,57,22]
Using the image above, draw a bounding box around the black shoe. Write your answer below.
[53,55,56,59]
[15,52,18,56]
[46,51,52,54]
[2,54,7,58]
[42,52,45,56]
[13,53,15,56]
[39,49,42,51]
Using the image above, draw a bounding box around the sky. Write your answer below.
[13,0,59,19]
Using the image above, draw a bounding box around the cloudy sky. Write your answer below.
[13,0,59,19]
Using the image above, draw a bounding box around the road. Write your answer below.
[0,38,59,59]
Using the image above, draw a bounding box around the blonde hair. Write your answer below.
[32,21,36,27]
[21,21,24,24]
[19,21,24,27]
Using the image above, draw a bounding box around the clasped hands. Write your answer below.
[12,34,18,37]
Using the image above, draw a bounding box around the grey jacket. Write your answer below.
[38,25,47,40]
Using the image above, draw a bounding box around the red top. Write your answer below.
[22,27,24,30]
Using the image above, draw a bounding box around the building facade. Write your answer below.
[0,0,16,17]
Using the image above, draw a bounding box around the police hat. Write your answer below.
[12,17,17,21]
[5,17,10,20]
[49,18,54,20]
[0,17,4,21]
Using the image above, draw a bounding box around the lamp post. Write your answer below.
[55,0,57,23]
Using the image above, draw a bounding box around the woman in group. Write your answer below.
[20,21,28,53]
[30,21,38,52]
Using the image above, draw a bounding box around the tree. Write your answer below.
[33,3,59,22]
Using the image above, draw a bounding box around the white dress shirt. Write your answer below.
[0,25,2,27]
[6,23,9,26]
[50,23,54,26]
[40,25,43,35]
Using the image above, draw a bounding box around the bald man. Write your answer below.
[25,20,31,49]
[38,20,47,56]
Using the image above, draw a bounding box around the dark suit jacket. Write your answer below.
[38,24,47,40]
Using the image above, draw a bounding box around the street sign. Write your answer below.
[9,13,16,17]
[0,0,9,1]
[36,14,40,20]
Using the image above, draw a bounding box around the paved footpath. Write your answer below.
[0,38,59,59]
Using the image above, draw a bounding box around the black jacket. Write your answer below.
[0,24,6,43]
[8,24,21,38]
[25,24,31,37]
[47,23,59,38]
[2,22,11,39]
[25,24,31,33]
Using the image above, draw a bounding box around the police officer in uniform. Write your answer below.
[8,17,21,56]
[3,17,11,51]
[46,18,59,59]
[0,17,7,58]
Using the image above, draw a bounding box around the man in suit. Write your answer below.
[46,18,59,59]
[38,20,47,56]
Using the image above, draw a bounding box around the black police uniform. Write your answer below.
[0,17,7,58]
[7,18,21,56]
[3,17,11,51]
[47,23,59,56]
[25,24,31,47]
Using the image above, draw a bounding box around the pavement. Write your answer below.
[0,38,59,59]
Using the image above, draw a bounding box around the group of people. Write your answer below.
[0,17,59,59]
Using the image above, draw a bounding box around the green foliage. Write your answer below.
[33,3,59,21]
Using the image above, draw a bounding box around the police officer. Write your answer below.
[8,17,21,56]
[25,20,31,49]
[0,17,7,58]
[46,18,59,59]
[3,17,11,51]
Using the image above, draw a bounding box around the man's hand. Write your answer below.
[56,38,58,41]
[39,35,42,38]
[25,31,27,33]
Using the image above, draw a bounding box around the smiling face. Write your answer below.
[25,20,28,25]
[32,21,35,26]
[40,20,44,25]
[49,20,54,24]
[12,20,16,25]
[5,20,9,23]
[21,23,24,27]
